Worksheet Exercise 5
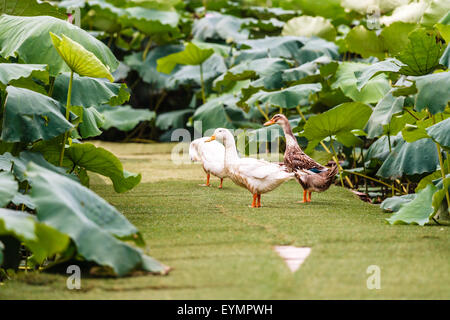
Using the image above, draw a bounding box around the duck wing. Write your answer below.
[285,148,324,171]
[235,158,291,180]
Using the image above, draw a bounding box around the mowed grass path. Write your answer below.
[1,143,449,299]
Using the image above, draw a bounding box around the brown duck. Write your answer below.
[264,114,338,203]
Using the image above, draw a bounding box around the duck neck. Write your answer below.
[280,120,302,153]
[223,138,239,165]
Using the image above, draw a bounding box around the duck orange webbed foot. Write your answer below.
[218,178,224,189]
[199,174,211,187]
[249,194,262,208]
[297,190,310,203]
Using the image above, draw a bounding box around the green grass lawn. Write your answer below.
[1,142,449,299]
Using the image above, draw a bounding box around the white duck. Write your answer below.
[206,128,294,208]
[189,137,227,188]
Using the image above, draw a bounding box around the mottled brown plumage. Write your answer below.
[264,114,338,201]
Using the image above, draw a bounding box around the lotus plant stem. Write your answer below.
[404,108,419,120]
[142,38,152,61]
[48,76,55,97]
[361,147,368,194]
[59,70,74,167]
[107,33,114,48]
[395,179,408,194]
[256,102,269,120]
[322,140,353,188]
[387,132,392,153]
[447,152,449,173]
[432,114,450,212]
[154,91,167,113]
[435,142,450,212]
[329,136,344,187]
[20,182,29,211]
[343,170,403,194]
[199,63,206,104]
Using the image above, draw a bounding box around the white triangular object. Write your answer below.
[274,246,311,272]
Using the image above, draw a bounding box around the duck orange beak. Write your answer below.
[205,135,216,142]
[264,119,275,126]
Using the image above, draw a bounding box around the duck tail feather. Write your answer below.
[327,165,338,179]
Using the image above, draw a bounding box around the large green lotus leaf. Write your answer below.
[341,0,410,15]
[302,102,372,149]
[84,0,126,33]
[119,7,180,37]
[233,36,304,63]
[166,54,226,89]
[0,0,66,18]
[191,40,232,58]
[282,16,336,41]
[416,159,449,191]
[99,105,155,132]
[401,118,433,143]
[282,56,332,84]
[354,59,404,91]
[123,45,183,89]
[213,58,291,92]
[377,138,440,179]
[71,106,105,139]
[105,0,180,10]
[0,209,70,264]
[0,151,76,183]
[366,133,403,162]
[293,0,347,21]
[427,117,450,149]
[345,26,384,60]
[52,72,129,107]
[0,64,49,90]
[396,28,444,76]
[192,13,250,42]
[436,24,450,43]
[241,17,284,37]
[412,71,450,115]
[379,1,428,26]
[11,193,36,210]
[294,38,339,65]
[155,109,193,131]
[0,172,18,208]
[244,83,322,112]
[379,22,418,56]
[332,62,390,104]
[26,163,167,276]
[234,36,338,65]
[366,91,405,139]
[380,193,417,212]
[1,86,73,143]
[0,15,118,77]
[421,0,450,26]
[157,42,214,74]
[440,44,450,68]
[66,143,141,193]
[50,33,114,82]
[386,184,437,226]
[432,175,450,219]
[240,6,299,21]
[192,94,239,133]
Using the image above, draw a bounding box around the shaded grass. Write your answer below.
[1,143,449,299]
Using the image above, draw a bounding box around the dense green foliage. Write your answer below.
[0,1,167,277]
[0,0,449,281]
